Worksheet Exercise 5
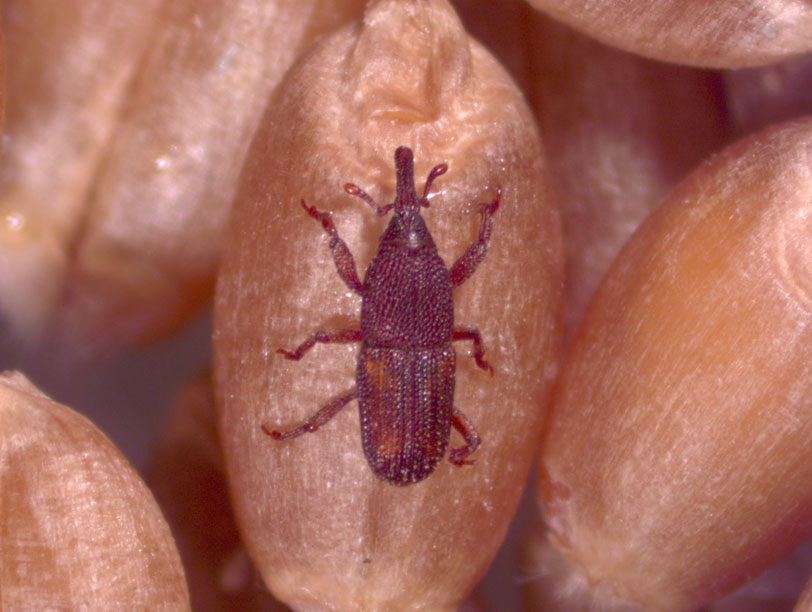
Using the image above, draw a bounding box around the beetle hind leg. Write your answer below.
[262,387,358,440]
[448,407,481,466]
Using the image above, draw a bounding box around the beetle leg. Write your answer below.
[448,188,501,289]
[452,325,494,375]
[301,200,363,294]
[448,408,481,466]
[277,328,362,360]
[262,387,358,440]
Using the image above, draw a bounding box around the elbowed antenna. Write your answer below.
[344,182,392,216]
[422,161,448,202]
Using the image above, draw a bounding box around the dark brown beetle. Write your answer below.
[263,146,499,485]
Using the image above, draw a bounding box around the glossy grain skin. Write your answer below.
[264,146,499,486]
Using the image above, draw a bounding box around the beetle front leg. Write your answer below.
[277,328,363,360]
[301,200,363,294]
[262,387,358,440]
[449,189,501,289]
[452,325,493,375]
[448,407,481,466]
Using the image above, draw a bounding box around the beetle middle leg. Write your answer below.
[262,387,358,440]
[277,328,362,360]
[448,407,481,466]
[452,325,493,375]
[449,188,501,288]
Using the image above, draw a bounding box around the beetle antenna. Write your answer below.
[422,162,448,203]
[344,183,393,216]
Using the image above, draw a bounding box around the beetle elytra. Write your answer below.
[263,146,499,486]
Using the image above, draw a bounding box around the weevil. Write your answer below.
[262,146,500,486]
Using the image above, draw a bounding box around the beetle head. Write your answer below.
[344,147,448,252]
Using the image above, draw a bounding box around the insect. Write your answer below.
[263,146,500,486]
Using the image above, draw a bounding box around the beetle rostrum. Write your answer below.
[263,146,500,486]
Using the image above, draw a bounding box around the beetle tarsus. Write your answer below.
[478,189,501,230]
[301,200,336,235]
[448,450,476,467]
[261,424,284,439]
[448,407,481,467]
